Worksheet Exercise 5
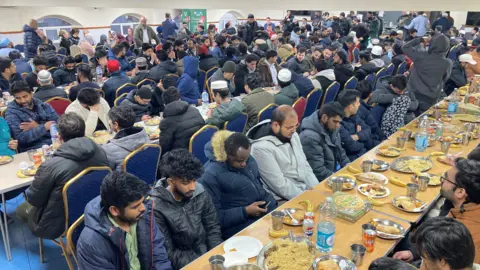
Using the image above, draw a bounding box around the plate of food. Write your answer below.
[224,236,263,259]
[22,166,37,176]
[281,208,304,226]
[376,146,401,157]
[412,173,442,186]
[392,196,427,213]
[357,184,390,198]
[455,114,480,123]
[144,117,161,126]
[256,237,316,270]
[327,176,357,191]
[355,172,389,185]
[440,116,452,122]
[371,159,390,172]
[391,156,433,174]
[93,130,109,137]
[222,251,249,268]
[0,156,13,165]
[369,218,406,240]
[313,255,357,270]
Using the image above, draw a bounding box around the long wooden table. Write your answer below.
[183,101,480,270]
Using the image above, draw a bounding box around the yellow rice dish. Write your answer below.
[265,238,315,270]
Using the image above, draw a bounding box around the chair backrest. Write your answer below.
[304,88,323,118]
[374,68,387,89]
[114,93,128,107]
[14,44,24,53]
[189,125,219,164]
[122,144,162,186]
[198,69,207,93]
[57,54,66,62]
[224,112,248,133]
[365,73,376,83]
[137,78,156,88]
[206,76,214,102]
[66,215,84,265]
[57,47,67,56]
[96,89,105,98]
[81,54,89,64]
[258,103,279,122]
[70,45,81,57]
[344,76,358,90]
[45,97,71,116]
[47,66,58,72]
[386,63,395,75]
[129,58,136,68]
[62,167,112,233]
[371,104,387,127]
[396,61,407,75]
[115,83,137,99]
[353,47,360,63]
[447,45,457,60]
[321,82,340,107]
[293,97,307,122]
[206,67,218,80]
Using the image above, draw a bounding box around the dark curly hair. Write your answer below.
[454,158,480,203]
[224,132,251,157]
[101,171,149,213]
[160,149,203,181]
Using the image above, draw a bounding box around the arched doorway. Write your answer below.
[111,14,142,36]
[37,15,82,41]
[219,11,242,31]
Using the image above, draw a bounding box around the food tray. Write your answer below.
[256,236,316,270]
[371,159,389,172]
[332,192,371,223]
[280,208,303,226]
[392,196,427,213]
[390,156,433,174]
[0,156,13,165]
[371,218,406,240]
[375,146,401,157]
[313,255,357,270]
[355,172,389,185]
[327,176,357,191]
[411,173,442,186]
[357,184,390,199]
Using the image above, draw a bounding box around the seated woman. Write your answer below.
[199,131,277,239]
[0,117,17,156]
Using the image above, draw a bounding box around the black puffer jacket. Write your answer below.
[354,62,380,81]
[159,100,205,154]
[119,90,152,121]
[33,84,68,102]
[151,182,223,270]
[148,61,178,83]
[53,68,76,86]
[25,137,109,239]
[199,55,220,72]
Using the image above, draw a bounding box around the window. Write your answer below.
[466,12,480,26]
[219,12,238,31]
[37,17,74,41]
[111,15,140,36]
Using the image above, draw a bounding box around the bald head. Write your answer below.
[271,105,298,142]
[140,16,147,25]
[272,105,297,125]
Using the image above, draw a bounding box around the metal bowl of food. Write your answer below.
[327,176,357,191]
[411,173,441,186]
[256,236,316,270]
[391,156,433,174]
[371,159,390,172]
[227,264,263,270]
[392,196,428,213]
[313,255,357,270]
[370,218,406,240]
[280,208,304,226]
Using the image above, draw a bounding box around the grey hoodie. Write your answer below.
[370,58,385,68]
[402,36,452,113]
[102,126,149,171]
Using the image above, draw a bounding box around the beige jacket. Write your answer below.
[65,98,111,136]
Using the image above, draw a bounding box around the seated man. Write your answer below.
[108,44,133,75]
[300,103,350,182]
[370,45,385,68]
[53,56,77,86]
[65,88,110,136]
[177,56,201,105]
[102,60,131,107]
[130,57,150,85]
[242,72,275,132]
[152,149,223,269]
[9,50,32,77]
[206,80,244,128]
[368,257,419,270]
[369,75,418,124]
[33,70,68,101]
[333,49,354,89]
[24,56,47,90]
[16,113,108,239]
[159,86,205,154]
[311,59,335,90]
[5,81,58,152]
[119,86,153,122]
[247,105,318,201]
[69,63,99,101]
[354,80,386,141]
[354,51,381,81]
[257,50,280,87]
[76,172,172,270]
[234,54,258,96]
[200,131,277,239]
[148,50,178,83]
[103,106,149,171]
[287,46,312,76]
[336,90,374,161]
[0,56,22,93]
[211,60,236,94]
[275,69,299,106]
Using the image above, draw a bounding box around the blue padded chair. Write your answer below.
[371,104,387,127]
[198,69,207,93]
[66,215,84,266]
[447,45,458,61]
[205,67,218,87]
[122,144,162,186]
[396,61,407,75]
[189,125,219,164]
[115,83,137,99]
[258,103,279,122]
[137,78,156,88]
[166,73,179,83]
[206,76,214,102]
[81,54,89,64]
[353,47,360,63]
[224,112,248,133]
[304,88,322,118]
[14,44,24,53]
[374,68,387,89]
[320,82,340,108]
[386,63,395,75]
[114,93,128,107]
[57,47,67,56]
[344,77,358,89]
[365,73,376,84]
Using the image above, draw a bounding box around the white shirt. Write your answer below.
[142,28,149,43]
[268,60,278,85]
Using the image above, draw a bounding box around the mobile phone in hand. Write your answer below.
[261,201,271,209]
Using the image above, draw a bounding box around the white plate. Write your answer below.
[222,251,249,268]
[357,184,390,198]
[223,236,264,259]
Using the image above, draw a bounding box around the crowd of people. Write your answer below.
[0,10,479,270]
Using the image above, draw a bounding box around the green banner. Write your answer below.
[182,9,207,33]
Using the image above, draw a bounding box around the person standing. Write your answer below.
[162,13,179,39]
[243,14,259,45]
[23,19,46,60]
[405,12,429,37]
[431,13,452,34]
[134,16,161,49]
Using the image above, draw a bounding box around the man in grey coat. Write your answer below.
[211,61,236,94]
[402,35,452,114]
[134,16,161,49]
[102,106,149,171]
[247,105,318,201]
[300,104,350,182]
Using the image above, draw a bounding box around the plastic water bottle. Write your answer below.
[96,65,103,83]
[415,116,429,152]
[316,197,336,252]
[50,122,61,151]
[448,88,458,113]
[201,90,209,109]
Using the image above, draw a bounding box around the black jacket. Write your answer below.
[130,70,150,85]
[234,63,253,96]
[334,63,354,89]
[59,37,71,55]
[33,84,68,102]
[119,90,152,121]
[0,73,22,93]
[148,61,177,83]
[355,62,380,81]
[159,100,205,154]
[68,81,99,101]
[391,54,406,75]
[243,21,259,45]
[199,55,219,72]
[25,137,109,239]
[25,72,39,90]
[53,68,76,86]
[151,182,223,270]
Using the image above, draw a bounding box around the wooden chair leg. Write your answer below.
[58,237,74,270]
[39,238,44,263]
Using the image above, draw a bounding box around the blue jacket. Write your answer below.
[14,58,33,76]
[291,72,314,98]
[0,117,15,156]
[4,98,58,152]
[23,24,43,59]
[102,71,131,107]
[339,113,371,161]
[177,56,200,105]
[199,138,277,239]
[432,17,452,33]
[358,100,385,142]
[76,196,172,270]
[162,19,178,39]
[210,46,224,60]
[0,73,23,93]
[405,15,428,36]
[108,51,133,73]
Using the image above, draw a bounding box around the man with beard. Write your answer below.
[77,172,172,270]
[393,158,480,264]
[247,105,318,201]
[151,149,222,269]
[5,80,58,152]
[333,49,354,89]
[243,14,259,45]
